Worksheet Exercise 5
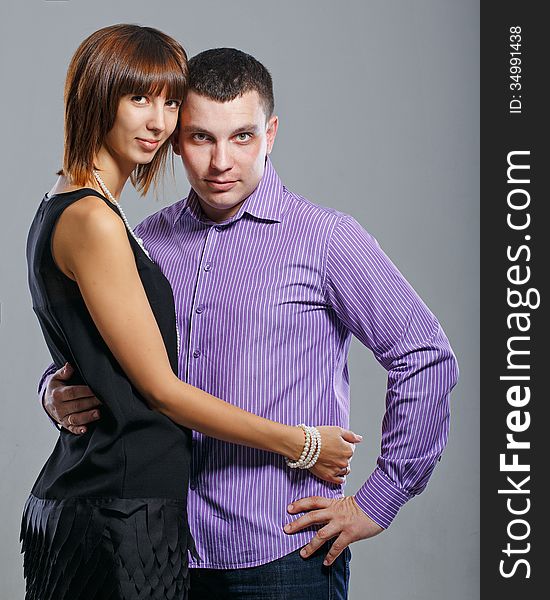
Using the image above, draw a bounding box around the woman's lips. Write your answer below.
[136,138,160,151]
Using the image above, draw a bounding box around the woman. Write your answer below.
[21,24,359,600]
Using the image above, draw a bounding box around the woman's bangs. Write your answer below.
[121,53,187,101]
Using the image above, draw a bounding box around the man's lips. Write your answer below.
[136,138,161,151]
[205,179,238,191]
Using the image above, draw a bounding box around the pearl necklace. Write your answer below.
[92,170,151,259]
[92,170,181,357]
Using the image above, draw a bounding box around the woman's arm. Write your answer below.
[53,197,357,481]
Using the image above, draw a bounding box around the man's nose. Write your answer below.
[210,143,232,172]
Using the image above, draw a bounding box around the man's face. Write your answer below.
[173,90,278,222]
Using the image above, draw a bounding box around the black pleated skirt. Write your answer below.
[20,494,198,600]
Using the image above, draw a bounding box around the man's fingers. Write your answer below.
[287,496,333,514]
[52,385,97,404]
[53,362,74,381]
[57,398,101,420]
[61,409,100,429]
[322,534,350,566]
[299,523,340,559]
[60,417,87,435]
[68,409,100,427]
[284,508,330,534]
[52,388,100,420]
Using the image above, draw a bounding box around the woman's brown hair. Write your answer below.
[61,24,188,195]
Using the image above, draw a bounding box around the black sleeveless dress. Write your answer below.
[21,188,197,600]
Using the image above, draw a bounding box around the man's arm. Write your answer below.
[286,214,458,562]
[40,363,102,434]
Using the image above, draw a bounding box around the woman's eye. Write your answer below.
[131,96,148,104]
[166,99,181,108]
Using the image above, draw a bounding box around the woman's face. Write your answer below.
[103,92,181,168]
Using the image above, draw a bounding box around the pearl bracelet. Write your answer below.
[285,425,322,470]
[296,424,312,464]
[305,428,322,469]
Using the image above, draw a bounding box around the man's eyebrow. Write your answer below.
[179,124,260,135]
[180,125,211,134]
[231,124,260,135]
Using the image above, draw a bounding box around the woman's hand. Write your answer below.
[309,426,362,484]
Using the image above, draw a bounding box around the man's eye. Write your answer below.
[236,133,252,141]
[193,133,208,142]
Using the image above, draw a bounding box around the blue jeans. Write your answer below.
[189,543,351,600]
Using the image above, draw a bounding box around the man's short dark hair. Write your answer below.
[188,48,274,119]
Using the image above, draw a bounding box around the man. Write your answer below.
[40,48,458,598]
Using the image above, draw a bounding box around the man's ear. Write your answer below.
[266,115,279,155]
[171,127,181,156]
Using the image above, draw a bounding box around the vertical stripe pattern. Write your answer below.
[131,158,458,568]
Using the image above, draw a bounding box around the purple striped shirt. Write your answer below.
[38,158,457,566]
[129,158,458,568]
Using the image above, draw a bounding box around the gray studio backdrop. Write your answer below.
[0,1,479,598]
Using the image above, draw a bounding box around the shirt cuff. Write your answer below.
[38,365,61,430]
[353,467,412,529]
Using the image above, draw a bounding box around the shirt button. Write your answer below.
[193,350,201,358]
[215,226,222,232]
[196,305,204,314]
[190,483,197,490]
[204,263,212,272]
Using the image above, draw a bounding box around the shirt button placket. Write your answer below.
[188,224,223,489]
[188,225,220,381]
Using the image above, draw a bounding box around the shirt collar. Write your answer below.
[173,157,284,226]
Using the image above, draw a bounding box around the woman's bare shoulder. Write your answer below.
[57,194,125,239]
[52,195,130,279]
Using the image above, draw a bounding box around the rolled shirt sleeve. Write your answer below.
[324,216,459,529]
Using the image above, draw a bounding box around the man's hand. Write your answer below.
[284,496,384,565]
[43,363,102,434]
